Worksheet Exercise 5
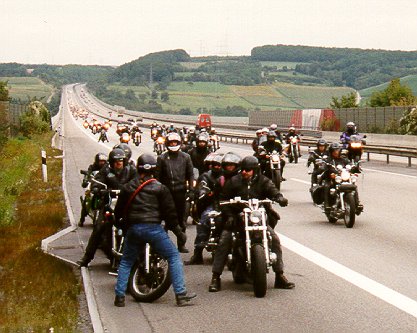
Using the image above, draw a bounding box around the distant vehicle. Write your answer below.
[197,114,212,130]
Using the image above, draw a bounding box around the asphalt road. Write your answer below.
[57,84,417,332]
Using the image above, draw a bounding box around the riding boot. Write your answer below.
[274,273,295,289]
[208,273,221,292]
[185,248,203,265]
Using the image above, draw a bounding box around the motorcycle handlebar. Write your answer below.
[220,198,273,206]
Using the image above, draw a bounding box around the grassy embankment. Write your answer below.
[0,133,80,331]
[109,81,354,112]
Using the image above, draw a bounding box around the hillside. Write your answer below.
[359,75,417,101]
[0,77,54,102]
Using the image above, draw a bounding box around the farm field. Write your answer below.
[107,81,357,113]
[260,61,308,69]
[0,77,54,102]
[359,75,417,100]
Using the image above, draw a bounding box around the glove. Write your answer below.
[82,181,89,188]
[172,225,187,245]
[277,196,288,207]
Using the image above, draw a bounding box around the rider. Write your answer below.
[209,128,220,151]
[208,156,294,292]
[167,123,177,133]
[307,139,329,186]
[98,128,109,142]
[321,142,363,214]
[340,122,358,148]
[77,148,137,267]
[259,131,286,181]
[251,129,263,153]
[186,154,223,265]
[156,132,194,253]
[79,153,108,226]
[189,133,211,175]
[113,153,196,307]
[285,126,301,157]
[113,143,134,167]
[269,123,283,142]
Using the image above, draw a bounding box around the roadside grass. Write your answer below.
[0,77,54,102]
[0,133,80,331]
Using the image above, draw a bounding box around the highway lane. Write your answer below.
[62,84,417,332]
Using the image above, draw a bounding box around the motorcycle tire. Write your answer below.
[251,244,267,298]
[343,193,356,228]
[135,142,139,146]
[272,169,282,191]
[91,209,99,226]
[128,258,171,303]
[326,212,337,224]
[292,146,298,164]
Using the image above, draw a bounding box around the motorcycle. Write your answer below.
[98,129,109,143]
[286,135,301,164]
[342,134,366,163]
[128,243,171,303]
[221,197,278,298]
[120,132,131,144]
[184,168,199,226]
[311,160,362,228]
[79,170,101,227]
[90,179,123,269]
[154,136,166,155]
[132,130,142,147]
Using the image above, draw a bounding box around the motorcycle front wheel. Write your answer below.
[292,146,298,164]
[128,257,171,303]
[343,193,356,228]
[272,169,282,191]
[251,244,267,298]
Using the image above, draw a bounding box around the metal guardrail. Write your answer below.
[75,85,417,168]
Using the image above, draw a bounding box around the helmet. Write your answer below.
[212,154,223,166]
[109,148,126,164]
[210,128,216,134]
[255,129,262,135]
[166,132,181,152]
[222,152,241,166]
[316,139,328,147]
[197,133,209,143]
[346,122,356,133]
[270,124,278,130]
[137,153,157,173]
[267,131,277,138]
[113,143,132,161]
[289,126,296,132]
[94,153,107,165]
[204,153,216,165]
[241,156,259,171]
[189,126,195,133]
[261,127,269,134]
[170,123,174,127]
[328,142,341,154]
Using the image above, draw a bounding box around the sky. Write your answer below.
[1,0,417,66]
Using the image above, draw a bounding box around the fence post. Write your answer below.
[41,150,47,182]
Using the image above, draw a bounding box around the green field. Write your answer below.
[260,61,308,69]
[359,75,417,100]
[0,77,54,102]
[108,80,356,112]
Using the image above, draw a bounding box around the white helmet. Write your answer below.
[166,132,181,152]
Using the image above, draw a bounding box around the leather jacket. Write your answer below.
[156,151,194,192]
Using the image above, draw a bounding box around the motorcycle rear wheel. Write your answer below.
[343,193,356,228]
[251,244,267,298]
[128,258,171,303]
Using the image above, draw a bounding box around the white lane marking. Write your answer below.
[279,234,417,318]
[290,178,310,185]
[362,167,417,179]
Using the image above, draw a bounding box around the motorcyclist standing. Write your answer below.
[189,133,210,175]
[259,131,286,181]
[321,142,363,214]
[208,156,294,292]
[113,154,196,307]
[186,154,223,265]
[77,148,137,267]
[307,139,328,186]
[156,132,194,253]
[79,153,108,226]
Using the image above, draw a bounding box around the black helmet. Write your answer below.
[94,152,107,165]
[113,143,132,161]
[241,156,259,171]
[316,139,328,147]
[109,148,126,164]
[137,153,157,173]
[222,152,241,166]
[328,142,341,154]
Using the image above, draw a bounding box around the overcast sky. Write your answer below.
[1,0,416,66]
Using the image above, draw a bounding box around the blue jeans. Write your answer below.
[115,223,186,297]
[194,205,213,251]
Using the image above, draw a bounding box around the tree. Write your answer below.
[399,107,417,134]
[330,92,358,108]
[369,78,416,107]
[0,81,9,101]
[161,91,169,102]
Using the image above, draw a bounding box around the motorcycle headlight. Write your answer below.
[341,170,350,181]
[250,211,262,225]
[271,155,280,162]
[351,142,362,148]
[335,176,342,183]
